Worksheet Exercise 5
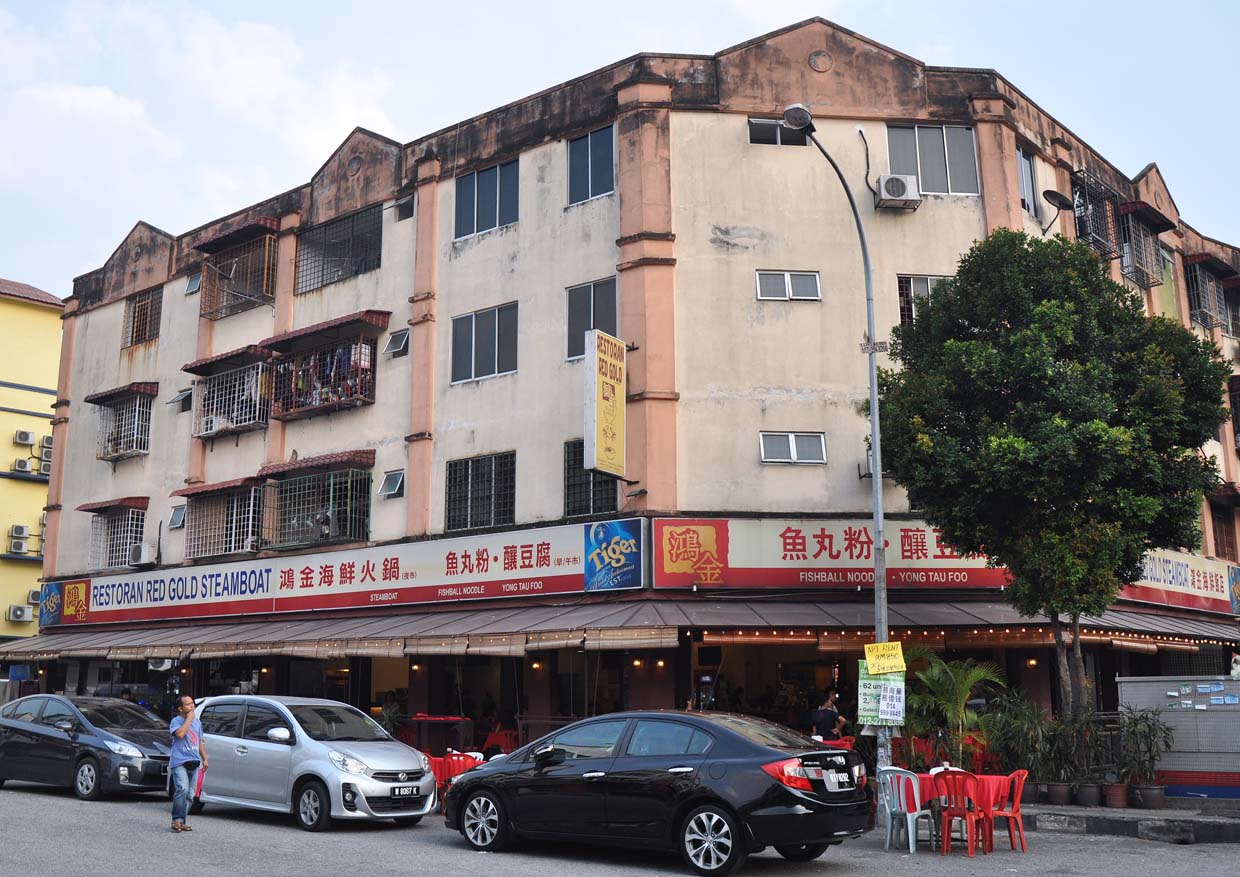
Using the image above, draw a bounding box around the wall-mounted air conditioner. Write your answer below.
[27,588,42,605]
[12,458,33,474]
[41,435,54,449]
[198,415,229,436]
[39,448,53,462]
[13,430,36,446]
[40,511,46,526]
[875,174,922,209]
[7,605,34,623]
[39,462,52,476]
[8,539,29,554]
[128,543,156,567]
[9,524,29,539]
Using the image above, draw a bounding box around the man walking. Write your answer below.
[168,694,207,832]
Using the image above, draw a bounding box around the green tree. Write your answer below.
[879,230,1228,713]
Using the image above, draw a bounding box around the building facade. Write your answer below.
[7,20,1239,749]
[0,278,62,642]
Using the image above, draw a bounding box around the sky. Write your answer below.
[2,0,1237,299]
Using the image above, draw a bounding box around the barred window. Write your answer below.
[88,509,145,570]
[122,288,163,347]
[455,160,519,238]
[294,205,383,295]
[897,276,948,326]
[1071,169,1120,260]
[1119,216,1162,291]
[445,452,515,531]
[261,469,371,549]
[194,363,271,437]
[96,395,153,461]
[185,488,263,558]
[201,235,278,319]
[271,337,376,421]
[564,440,617,517]
[1186,263,1226,331]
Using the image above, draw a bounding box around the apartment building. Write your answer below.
[7,20,1238,734]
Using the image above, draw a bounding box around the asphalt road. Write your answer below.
[0,781,1235,877]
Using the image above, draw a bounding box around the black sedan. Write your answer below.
[444,711,872,875]
[0,695,171,799]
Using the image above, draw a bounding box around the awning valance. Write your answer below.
[76,496,150,514]
[259,310,391,354]
[83,382,158,406]
[182,345,270,377]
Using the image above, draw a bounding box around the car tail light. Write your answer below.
[852,763,867,789]
[762,757,813,792]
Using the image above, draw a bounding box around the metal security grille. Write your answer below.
[193,363,271,437]
[1186,263,1226,330]
[89,509,145,570]
[185,488,263,558]
[445,452,516,531]
[271,337,375,420]
[564,440,617,517]
[1071,169,1119,260]
[122,288,163,347]
[261,469,371,549]
[294,205,383,295]
[96,395,153,461]
[1119,215,1162,290]
[201,235,278,320]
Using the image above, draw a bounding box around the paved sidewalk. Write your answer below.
[1023,802,1240,844]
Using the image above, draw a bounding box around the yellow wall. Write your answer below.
[0,295,62,639]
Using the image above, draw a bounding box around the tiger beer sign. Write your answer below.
[584,329,626,478]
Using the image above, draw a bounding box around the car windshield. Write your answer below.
[287,704,389,742]
[78,702,165,731]
[708,715,817,749]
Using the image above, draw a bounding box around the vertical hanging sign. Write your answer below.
[584,329,626,478]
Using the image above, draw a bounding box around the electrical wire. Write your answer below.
[858,128,878,197]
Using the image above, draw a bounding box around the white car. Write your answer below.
[186,695,436,831]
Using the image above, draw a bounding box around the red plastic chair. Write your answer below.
[933,769,988,857]
[990,769,1029,853]
[833,736,855,750]
[482,728,520,754]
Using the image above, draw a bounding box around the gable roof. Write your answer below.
[0,277,63,309]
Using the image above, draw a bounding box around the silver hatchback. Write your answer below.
[190,695,436,831]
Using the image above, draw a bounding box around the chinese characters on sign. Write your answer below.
[857,659,905,726]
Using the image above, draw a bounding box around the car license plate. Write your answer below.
[391,785,418,798]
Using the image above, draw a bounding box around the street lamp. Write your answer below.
[782,103,891,766]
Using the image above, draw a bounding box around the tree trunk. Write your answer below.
[1070,613,1089,714]
[1050,613,1074,715]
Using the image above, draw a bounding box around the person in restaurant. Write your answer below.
[812,689,847,741]
[120,687,133,702]
[168,694,207,833]
[378,691,401,734]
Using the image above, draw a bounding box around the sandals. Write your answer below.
[170,821,193,832]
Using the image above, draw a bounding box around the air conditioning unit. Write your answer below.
[27,588,42,605]
[41,435,54,450]
[875,174,922,209]
[128,543,157,567]
[148,658,175,672]
[39,448,53,462]
[40,511,47,526]
[39,461,52,476]
[13,430,36,446]
[8,539,28,554]
[9,524,29,539]
[12,458,34,474]
[7,604,34,623]
[198,415,228,436]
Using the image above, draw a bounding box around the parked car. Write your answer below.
[189,695,435,831]
[0,694,172,799]
[443,710,873,875]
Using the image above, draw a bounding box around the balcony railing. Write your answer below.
[201,234,278,320]
[1187,263,1226,331]
[1119,214,1162,290]
[271,337,376,421]
[192,362,271,438]
[1072,169,1119,261]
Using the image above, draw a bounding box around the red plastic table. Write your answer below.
[916,772,1012,853]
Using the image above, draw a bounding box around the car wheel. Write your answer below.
[189,799,205,815]
[774,843,829,862]
[393,815,422,826]
[295,780,332,832]
[461,790,509,852]
[680,805,747,876]
[74,758,102,801]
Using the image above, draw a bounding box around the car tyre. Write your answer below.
[680,805,747,876]
[189,799,205,815]
[393,815,422,826]
[461,790,509,852]
[295,779,332,832]
[774,843,829,862]
[73,757,103,801]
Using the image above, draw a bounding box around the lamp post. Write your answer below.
[782,104,891,770]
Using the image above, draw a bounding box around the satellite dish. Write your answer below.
[1042,189,1074,211]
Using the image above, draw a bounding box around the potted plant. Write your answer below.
[1042,716,1075,805]
[982,690,1049,804]
[1071,710,1104,806]
[1119,706,1174,809]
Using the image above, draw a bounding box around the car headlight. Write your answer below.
[420,752,430,772]
[328,750,369,775]
[106,740,143,758]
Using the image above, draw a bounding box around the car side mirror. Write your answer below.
[267,727,292,744]
[533,744,565,766]
[54,719,75,734]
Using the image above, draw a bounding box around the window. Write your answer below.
[455,160,519,238]
[271,338,376,420]
[261,469,372,549]
[95,395,153,461]
[756,271,820,301]
[1186,263,1227,330]
[201,235,278,320]
[760,432,826,464]
[1119,215,1163,290]
[1071,169,1119,260]
[167,388,193,414]
[394,196,414,222]
[445,452,515,531]
[194,363,272,437]
[383,329,410,358]
[551,719,627,759]
[185,488,263,558]
[564,440,617,517]
[377,470,405,499]
[747,118,806,146]
[185,272,202,295]
[1212,503,1237,563]
[887,125,979,195]
[88,508,145,570]
[568,125,614,205]
[1017,148,1038,218]
[567,278,618,358]
[122,287,163,347]
[625,721,713,757]
[243,705,291,742]
[200,703,243,737]
[451,303,518,382]
[897,276,948,326]
[10,697,44,723]
[168,506,186,530]
[37,699,78,729]
[295,204,383,295]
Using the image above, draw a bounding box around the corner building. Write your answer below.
[8,20,1239,755]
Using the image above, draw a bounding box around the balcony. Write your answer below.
[1071,169,1120,261]
[194,218,280,321]
[183,485,263,559]
[260,468,372,549]
[85,383,157,462]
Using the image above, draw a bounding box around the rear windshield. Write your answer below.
[708,715,816,749]
[78,702,165,731]
[288,704,389,742]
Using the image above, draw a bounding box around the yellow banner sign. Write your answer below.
[864,641,906,675]
[585,329,626,478]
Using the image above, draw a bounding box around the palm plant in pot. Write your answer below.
[1042,716,1076,805]
[1071,710,1105,806]
[983,690,1048,804]
[907,654,1006,769]
[1119,705,1174,809]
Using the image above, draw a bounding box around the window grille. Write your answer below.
[185,488,263,558]
[1071,169,1119,260]
[1119,215,1162,290]
[1186,263,1226,330]
[201,235,278,320]
[897,276,948,326]
[294,205,383,295]
[564,440,617,517]
[96,395,153,461]
[122,288,163,347]
[261,469,371,549]
[88,509,145,570]
[271,337,375,421]
[193,362,271,437]
[445,452,515,531]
